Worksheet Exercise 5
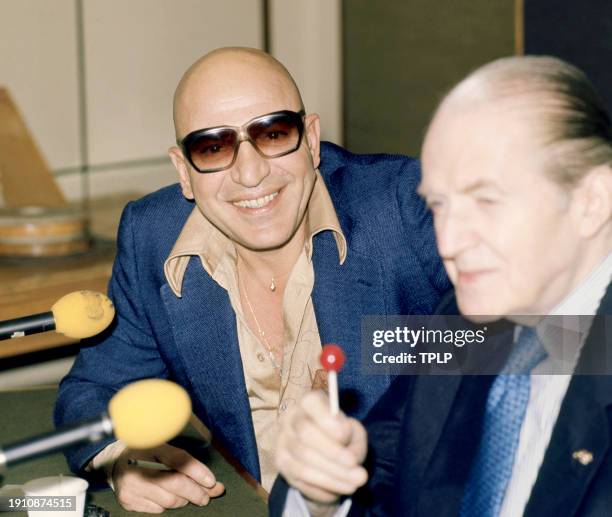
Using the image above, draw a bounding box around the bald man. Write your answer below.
[271,55,612,516]
[54,47,448,512]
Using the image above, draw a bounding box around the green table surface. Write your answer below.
[0,388,268,516]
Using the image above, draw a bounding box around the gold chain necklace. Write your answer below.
[238,264,283,374]
[238,259,285,292]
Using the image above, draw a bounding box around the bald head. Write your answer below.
[173,47,304,140]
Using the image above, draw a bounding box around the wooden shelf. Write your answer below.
[0,193,138,359]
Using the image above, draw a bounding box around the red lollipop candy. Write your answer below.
[320,344,346,372]
[320,344,345,415]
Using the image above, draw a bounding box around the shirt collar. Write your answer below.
[522,252,612,368]
[164,170,347,297]
[549,252,612,317]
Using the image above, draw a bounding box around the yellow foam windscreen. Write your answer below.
[108,379,192,449]
[51,290,115,338]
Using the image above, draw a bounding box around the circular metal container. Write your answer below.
[0,206,91,257]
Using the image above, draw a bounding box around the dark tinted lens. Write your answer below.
[186,129,237,171]
[248,112,302,157]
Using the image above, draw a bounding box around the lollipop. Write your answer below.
[320,344,346,415]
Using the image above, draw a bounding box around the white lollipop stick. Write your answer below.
[328,371,339,415]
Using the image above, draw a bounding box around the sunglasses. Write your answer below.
[178,109,306,173]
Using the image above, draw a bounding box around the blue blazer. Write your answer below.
[54,142,449,482]
[271,283,612,516]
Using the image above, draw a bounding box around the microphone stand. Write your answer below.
[0,313,55,340]
[0,413,113,472]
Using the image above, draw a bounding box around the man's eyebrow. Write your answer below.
[417,179,501,198]
[460,180,501,194]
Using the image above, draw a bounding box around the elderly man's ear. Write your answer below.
[168,146,195,200]
[304,113,321,170]
[574,164,612,238]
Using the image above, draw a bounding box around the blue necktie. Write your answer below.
[459,326,547,517]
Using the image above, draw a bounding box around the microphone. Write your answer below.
[0,379,192,471]
[0,290,115,341]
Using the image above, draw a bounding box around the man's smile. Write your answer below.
[232,190,279,208]
[229,188,286,216]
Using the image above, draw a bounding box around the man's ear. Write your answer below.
[574,164,612,238]
[304,113,321,169]
[168,146,195,200]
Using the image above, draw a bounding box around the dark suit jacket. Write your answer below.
[270,283,612,516]
[54,142,449,483]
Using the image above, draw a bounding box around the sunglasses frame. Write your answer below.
[178,109,306,173]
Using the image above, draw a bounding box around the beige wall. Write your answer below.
[0,0,81,170]
[0,0,343,203]
[270,0,343,144]
[83,0,263,167]
[1,0,263,201]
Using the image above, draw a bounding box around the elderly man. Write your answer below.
[272,55,612,516]
[54,47,448,512]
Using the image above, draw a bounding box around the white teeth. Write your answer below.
[233,191,278,209]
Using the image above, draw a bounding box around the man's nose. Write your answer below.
[230,139,270,187]
[434,207,475,260]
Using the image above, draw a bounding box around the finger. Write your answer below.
[140,501,165,514]
[150,489,189,510]
[132,480,190,510]
[281,448,368,495]
[276,413,357,492]
[120,496,166,514]
[298,393,353,445]
[299,391,333,420]
[155,444,216,488]
[277,440,368,494]
[151,472,212,507]
[207,482,226,498]
[292,417,362,468]
[117,477,187,512]
[345,419,368,464]
[290,439,366,486]
[291,474,356,505]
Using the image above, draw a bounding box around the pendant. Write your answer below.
[269,278,276,291]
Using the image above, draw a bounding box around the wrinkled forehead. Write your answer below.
[174,61,302,137]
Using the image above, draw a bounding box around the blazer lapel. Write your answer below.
[160,258,259,479]
[524,375,612,517]
[413,318,513,516]
[312,231,391,417]
[525,281,612,517]
[413,375,494,517]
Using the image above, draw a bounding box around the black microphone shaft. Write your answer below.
[0,413,112,470]
[0,312,55,341]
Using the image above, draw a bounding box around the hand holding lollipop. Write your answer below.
[275,343,368,507]
[320,343,346,415]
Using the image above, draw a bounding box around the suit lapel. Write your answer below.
[525,282,612,517]
[413,375,494,517]
[399,374,461,480]
[311,231,391,417]
[410,317,514,516]
[160,258,259,478]
[524,374,612,517]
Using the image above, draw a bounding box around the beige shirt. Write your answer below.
[163,171,346,491]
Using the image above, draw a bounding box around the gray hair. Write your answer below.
[440,55,612,187]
